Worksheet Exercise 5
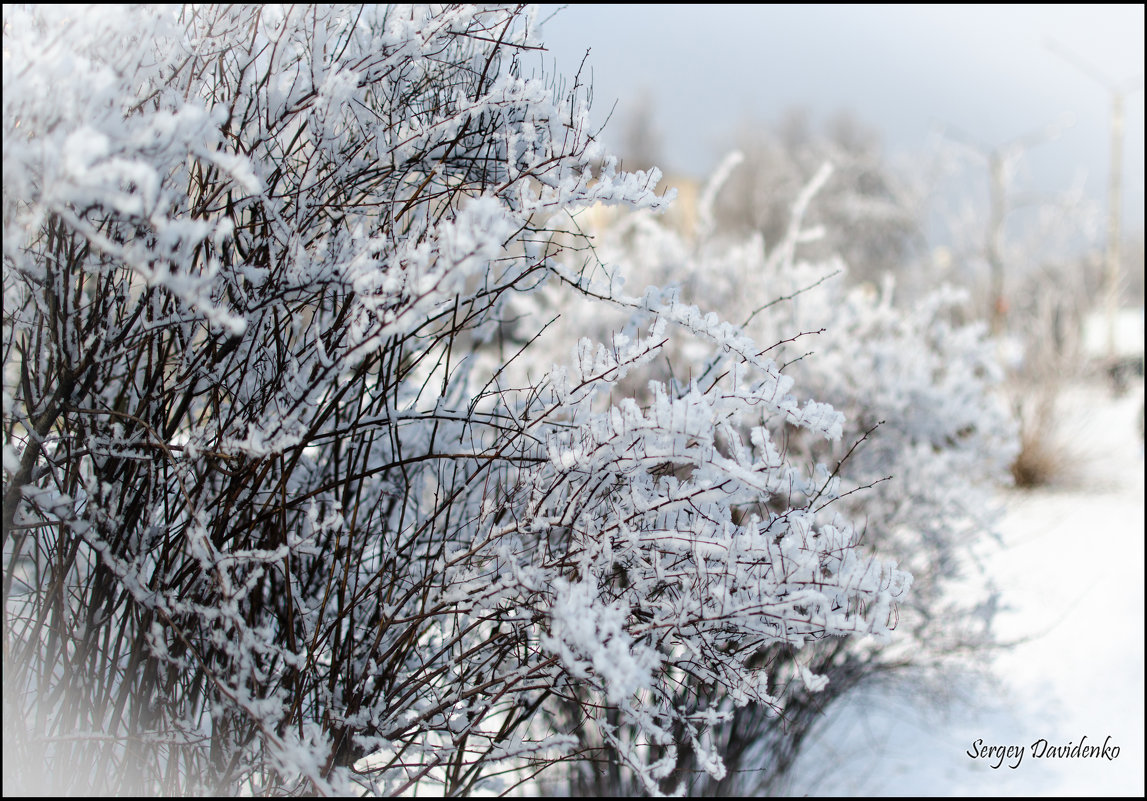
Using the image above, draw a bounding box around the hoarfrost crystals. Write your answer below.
[3,5,914,797]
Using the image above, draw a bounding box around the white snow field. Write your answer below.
[787,377,1145,796]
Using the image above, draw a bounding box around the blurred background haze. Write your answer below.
[535,4,1144,235]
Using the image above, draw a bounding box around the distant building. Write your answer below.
[1082,307,1145,360]
[1082,307,1145,393]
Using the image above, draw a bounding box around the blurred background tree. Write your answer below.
[611,98,1116,490]
[709,108,926,293]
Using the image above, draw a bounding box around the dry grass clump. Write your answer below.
[1009,386,1071,489]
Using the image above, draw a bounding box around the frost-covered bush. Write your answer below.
[2,5,909,796]
[524,154,1017,795]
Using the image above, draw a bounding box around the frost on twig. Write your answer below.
[3,5,908,796]
[532,150,1016,795]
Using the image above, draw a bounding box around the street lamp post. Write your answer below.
[1047,39,1143,362]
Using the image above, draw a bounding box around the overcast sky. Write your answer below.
[533,4,1145,236]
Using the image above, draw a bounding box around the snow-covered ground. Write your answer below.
[788,377,1145,796]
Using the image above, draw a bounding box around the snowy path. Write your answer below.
[788,379,1145,796]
